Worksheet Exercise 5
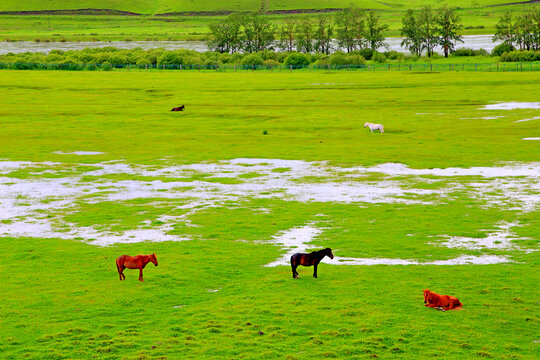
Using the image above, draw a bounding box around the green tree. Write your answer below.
[493,12,515,48]
[295,16,314,53]
[418,6,438,57]
[436,5,463,58]
[401,10,424,56]
[531,6,540,50]
[335,8,365,52]
[278,17,296,52]
[207,13,242,53]
[313,15,334,54]
[241,12,276,53]
[363,10,388,51]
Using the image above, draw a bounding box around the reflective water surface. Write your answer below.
[0,35,500,55]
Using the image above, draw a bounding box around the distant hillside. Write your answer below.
[0,0,537,15]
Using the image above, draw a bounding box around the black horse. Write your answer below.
[290,248,334,279]
[171,105,185,111]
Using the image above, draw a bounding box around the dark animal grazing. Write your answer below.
[423,289,463,311]
[116,254,158,282]
[171,105,185,111]
[290,248,334,278]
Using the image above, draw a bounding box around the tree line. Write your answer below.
[208,6,466,58]
[493,7,540,51]
[208,9,388,55]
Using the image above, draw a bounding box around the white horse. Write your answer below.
[364,122,384,133]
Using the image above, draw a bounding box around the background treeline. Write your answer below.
[208,6,467,58]
[493,7,540,52]
[208,5,540,59]
[207,9,388,55]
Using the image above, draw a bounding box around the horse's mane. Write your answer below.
[312,248,331,254]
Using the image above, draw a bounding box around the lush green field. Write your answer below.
[0,5,524,42]
[0,0,531,14]
[0,70,539,359]
[1,1,538,41]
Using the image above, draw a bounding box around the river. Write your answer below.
[0,35,500,55]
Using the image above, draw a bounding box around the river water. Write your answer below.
[0,35,500,55]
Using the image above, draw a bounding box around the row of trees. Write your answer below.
[208,7,469,57]
[493,7,540,51]
[208,9,388,54]
[400,5,463,58]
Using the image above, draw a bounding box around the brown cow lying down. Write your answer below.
[423,289,463,311]
[171,105,185,111]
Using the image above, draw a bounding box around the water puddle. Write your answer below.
[481,102,540,110]
[53,151,105,155]
[263,224,514,266]
[515,117,540,123]
[0,159,538,249]
[432,222,531,251]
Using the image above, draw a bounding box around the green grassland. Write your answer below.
[0,10,509,42]
[0,0,531,14]
[1,70,538,166]
[0,1,537,41]
[0,70,539,359]
[0,8,523,42]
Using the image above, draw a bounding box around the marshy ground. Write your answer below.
[0,70,538,359]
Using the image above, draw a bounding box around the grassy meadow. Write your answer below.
[0,0,529,14]
[0,2,535,41]
[0,70,539,359]
[0,8,521,42]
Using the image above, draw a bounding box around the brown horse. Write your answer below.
[116,254,158,282]
[171,105,185,111]
[423,289,463,311]
[290,248,334,278]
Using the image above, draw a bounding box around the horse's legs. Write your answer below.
[139,268,144,282]
[313,264,318,278]
[291,264,299,278]
[117,262,125,280]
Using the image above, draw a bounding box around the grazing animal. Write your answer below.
[290,248,334,278]
[423,289,463,311]
[171,105,185,111]
[116,254,158,282]
[364,122,384,133]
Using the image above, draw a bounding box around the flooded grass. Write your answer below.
[0,70,538,359]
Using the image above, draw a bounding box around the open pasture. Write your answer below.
[0,0,529,14]
[0,70,539,359]
[0,6,520,42]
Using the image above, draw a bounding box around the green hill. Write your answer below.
[0,0,536,15]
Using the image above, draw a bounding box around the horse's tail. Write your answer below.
[115,256,123,272]
[290,254,298,266]
[380,125,384,133]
